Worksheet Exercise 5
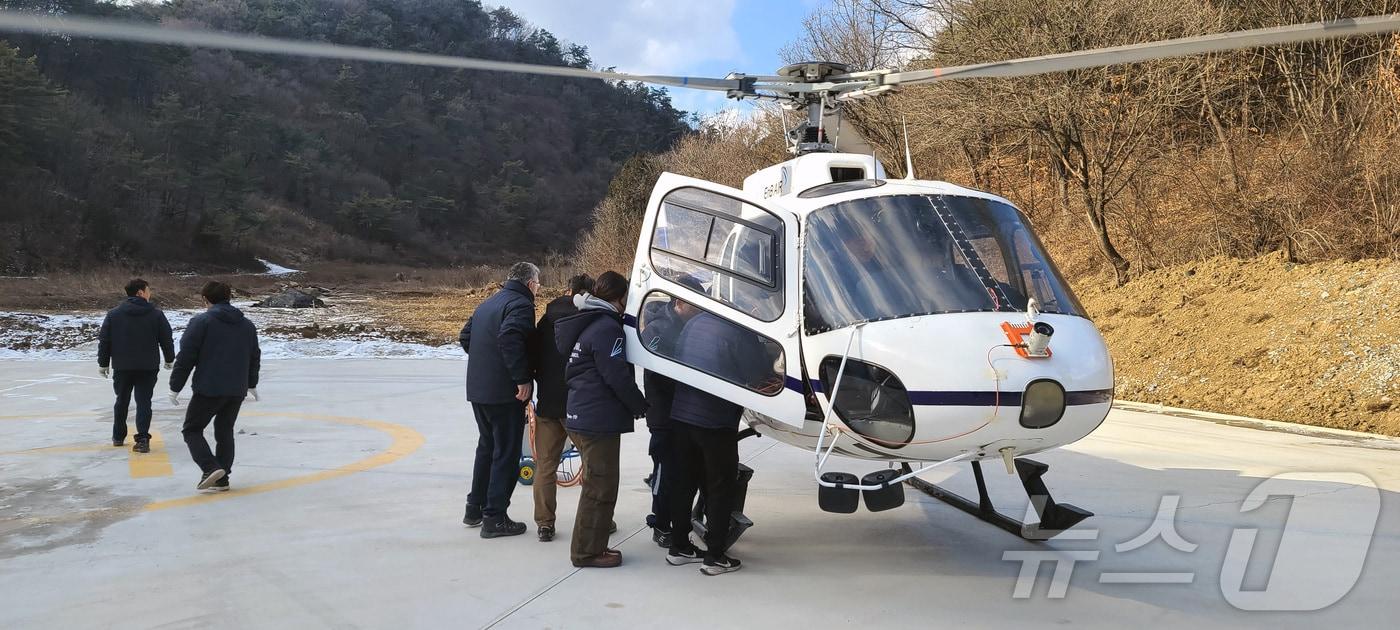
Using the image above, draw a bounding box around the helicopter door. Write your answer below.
[626,173,806,431]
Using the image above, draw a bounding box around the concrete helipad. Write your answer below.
[1,359,1397,629]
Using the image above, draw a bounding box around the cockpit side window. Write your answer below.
[650,187,784,322]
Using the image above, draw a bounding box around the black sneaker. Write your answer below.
[113,439,124,447]
[666,545,704,566]
[652,527,673,549]
[462,504,483,527]
[196,469,226,490]
[132,439,150,454]
[213,476,230,492]
[701,553,742,575]
[538,525,555,542]
[481,515,527,539]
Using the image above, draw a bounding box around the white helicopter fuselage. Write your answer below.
[625,152,1114,466]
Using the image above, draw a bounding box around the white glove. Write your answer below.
[248,388,260,402]
[99,367,110,379]
[164,362,173,370]
[168,391,181,406]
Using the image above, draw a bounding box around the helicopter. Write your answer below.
[3,9,1398,544]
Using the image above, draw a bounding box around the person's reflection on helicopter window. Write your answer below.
[839,217,920,321]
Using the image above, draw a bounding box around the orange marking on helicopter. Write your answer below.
[1001,322,1050,359]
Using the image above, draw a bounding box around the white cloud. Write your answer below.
[498,0,742,75]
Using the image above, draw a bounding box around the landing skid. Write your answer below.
[902,458,1092,541]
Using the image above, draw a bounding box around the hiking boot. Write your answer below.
[462,504,483,527]
[196,469,226,490]
[213,476,230,492]
[132,439,150,454]
[481,515,527,539]
[538,525,555,542]
[652,527,673,549]
[666,545,704,566]
[701,553,742,576]
[573,553,622,568]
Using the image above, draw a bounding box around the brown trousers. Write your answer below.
[568,431,620,564]
[532,415,568,528]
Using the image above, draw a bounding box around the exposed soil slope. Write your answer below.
[1077,253,1399,436]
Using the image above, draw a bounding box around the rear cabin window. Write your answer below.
[649,187,784,321]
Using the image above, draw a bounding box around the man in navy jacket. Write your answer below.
[169,281,261,492]
[553,271,647,568]
[98,278,175,452]
[460,262,539,538]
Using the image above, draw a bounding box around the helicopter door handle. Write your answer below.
[637,264,651,284]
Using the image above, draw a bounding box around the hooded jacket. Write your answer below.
[459,279,536,405]
[169,303,261,398]
[528,294,579,419]
[670,311,770,430]
[553,296,648,436]
[98,296,175,371]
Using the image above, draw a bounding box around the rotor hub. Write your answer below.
[776,61,850,83]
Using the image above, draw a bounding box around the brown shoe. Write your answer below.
[573,553,623,568]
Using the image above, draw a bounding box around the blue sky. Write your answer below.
[498,0,819,118]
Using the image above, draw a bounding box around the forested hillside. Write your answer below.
[0,0,689,273]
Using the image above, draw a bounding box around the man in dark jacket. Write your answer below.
[98,278,175,452]
[667,311,771,575]
[638,275,703,547]
[460,262,538,538]
[553,271,647,568]
[526,273,593,542]
[169,281,261,492]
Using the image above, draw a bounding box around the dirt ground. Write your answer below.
[1076,252,1400,436]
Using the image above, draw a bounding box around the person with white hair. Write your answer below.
[459,261,539,538]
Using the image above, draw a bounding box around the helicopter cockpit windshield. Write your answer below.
[803,194,1085,334]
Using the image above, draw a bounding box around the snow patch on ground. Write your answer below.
[257,259,301,276]
[0,309,458,361]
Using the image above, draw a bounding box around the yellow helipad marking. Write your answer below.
[0,443,111,456]
[0,410,424,515]
[142,411,424,512]
[128,431,173,478]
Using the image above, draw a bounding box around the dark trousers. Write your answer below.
[182,393,243,475]
[569,431,620,564]
[669,421,739,558]
[467,401,526,518]
[648,428,674,532]
[113,369,159,443]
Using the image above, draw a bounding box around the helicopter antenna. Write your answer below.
[902,116,915,180]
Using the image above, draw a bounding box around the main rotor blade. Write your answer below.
[885,13,1400,85]
[0,10,741,92]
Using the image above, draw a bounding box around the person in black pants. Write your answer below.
[97,278,175,452]
[667,311,770,575]
[168,281,261,492]
[460,262,539,538]
[637,275,702,548]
